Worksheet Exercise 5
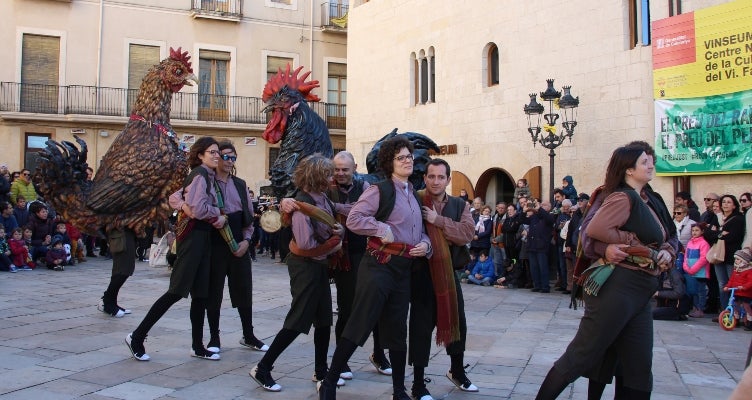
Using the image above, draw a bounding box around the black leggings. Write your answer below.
[132,292,208,350]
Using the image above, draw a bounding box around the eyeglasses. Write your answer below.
[741,198,750,203]
[703,197,717,201]
[205,149,219,155]
[220,154,237,162]
[674,211,685,215]
[393,154,414,163]
[22,173,30,177]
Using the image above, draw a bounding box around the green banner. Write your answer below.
[654,90,752,175]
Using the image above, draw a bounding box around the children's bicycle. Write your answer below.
[719,287,747,331]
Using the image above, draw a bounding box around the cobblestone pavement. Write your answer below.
[0,253,748,399]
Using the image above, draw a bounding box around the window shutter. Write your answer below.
[328,62,347,77]
[199,49,231,61]
[267,56,293,74]
[128,44,160,90]
[21,34,59,85]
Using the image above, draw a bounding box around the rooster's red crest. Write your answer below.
[169,47,193,74]
[262,64,320,103]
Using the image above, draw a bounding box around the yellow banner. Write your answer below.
[653,0,752,99]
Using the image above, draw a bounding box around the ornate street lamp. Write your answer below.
[523,79,579,203]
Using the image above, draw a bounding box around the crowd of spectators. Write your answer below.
[459,177,752,333]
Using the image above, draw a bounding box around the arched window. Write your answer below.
[410,52,418,106]
[428,46,435,103]
[482,42,499,87]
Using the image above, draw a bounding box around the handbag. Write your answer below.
[705,239,725,264]
[149,234,170,268]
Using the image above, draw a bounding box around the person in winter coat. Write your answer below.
[652,266,691,321]
[725,248,752,330]
[682,223,711,318]
[466,250,495,286]
[521,202,554,293]
[469,205,492,255]
[561,175,578,203]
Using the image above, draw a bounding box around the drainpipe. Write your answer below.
[96,0,104,87]
[309,0,313,73]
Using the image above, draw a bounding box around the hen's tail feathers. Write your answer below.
[34,135,90,195]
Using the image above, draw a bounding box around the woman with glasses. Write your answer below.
[10,169,37,204]
[673,204,696,249]
[126,137,226,362]
[200,141,268,354]
[739,193,752,214]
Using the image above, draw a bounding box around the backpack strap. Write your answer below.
[374,179,420,222]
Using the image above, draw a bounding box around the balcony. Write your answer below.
[0,82,346,130]
[190,0,242,22]
[321,2,348,33]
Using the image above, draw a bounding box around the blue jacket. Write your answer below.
[471,258,495,278]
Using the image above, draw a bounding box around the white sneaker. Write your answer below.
[312,373,345,386]
[339,371,354,380]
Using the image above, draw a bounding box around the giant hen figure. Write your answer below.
[33,47,196,238]
[262,65,333,198]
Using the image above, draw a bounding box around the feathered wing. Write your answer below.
[361,129,440,190]
[85,120,188,235]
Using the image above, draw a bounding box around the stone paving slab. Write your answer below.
[0,253,750,399]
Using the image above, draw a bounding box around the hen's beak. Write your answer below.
[183,73,198,87]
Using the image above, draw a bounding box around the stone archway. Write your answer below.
[474,167,515,206]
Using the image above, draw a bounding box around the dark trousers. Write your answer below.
[528,250,550,291]
[333,251,363,342]
[409,261,467,367]
[553,267,658,392]
[342,254,412,351]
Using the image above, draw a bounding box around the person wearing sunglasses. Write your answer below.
[10,169,37,205]
[739,192,752,214]
[201,141,268,355]
[673,204,696,249]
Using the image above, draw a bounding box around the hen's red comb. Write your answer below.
[262,64,320,103]
[169,47,193,73]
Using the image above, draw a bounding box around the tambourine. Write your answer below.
[260,209,282,233]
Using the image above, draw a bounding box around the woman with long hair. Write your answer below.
[536,142,676,400]
[125,137,226,361]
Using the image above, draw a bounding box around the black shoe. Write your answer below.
[190,346,220,360]
[562,290,572,295]
[125,333,150,361]
[207,337,221,353]
[541,289,551,293]
[411,382,434,400]
[555,287,565,291]
[531,288,541,292]
[250,365,281,391]
[446,369,479,392]
[239,336,269,351]
[87,253,98,258]
[369,353,392,375]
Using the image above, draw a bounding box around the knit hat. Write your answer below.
[734,248,752,264]
[51,235,64,247]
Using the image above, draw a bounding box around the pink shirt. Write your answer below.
[292,191,337,261]
[346,177,431,251]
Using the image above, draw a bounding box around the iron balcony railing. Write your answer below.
[191,0,242,18]
[321,1,348,29]
[0,82,346,129]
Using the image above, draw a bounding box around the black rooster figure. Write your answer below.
[261,65,333,199]
[358,128,440,190]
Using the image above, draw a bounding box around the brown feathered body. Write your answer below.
[34,48,195,237]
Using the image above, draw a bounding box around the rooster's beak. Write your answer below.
[183,73,198,87]
[261,103,274,114]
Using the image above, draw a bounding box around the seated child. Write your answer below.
[0,227,16,272]
[725,248,752,330]
[466,250,495,286]
[458,251,478,282]
[9,227,33,270]
[46,235,67,271]
[27,202,55,265]
[54,221,72,264]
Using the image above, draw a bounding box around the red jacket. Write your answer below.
[726,268,752,298]
[9,238,29,267]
